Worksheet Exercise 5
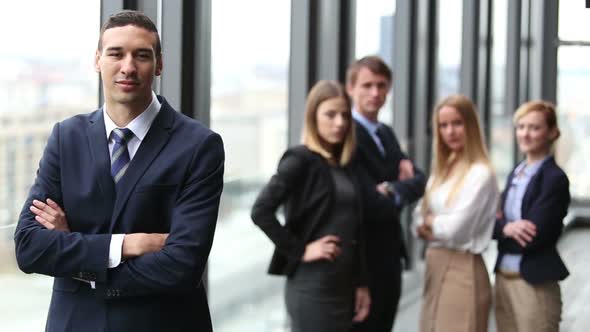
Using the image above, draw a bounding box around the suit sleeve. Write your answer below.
[355,164,399,223]
[95,133,225,298]
[381,125,426,206]
[390,166,427,206]
[522,173,570,252]
[250,149,307,260]
[14,123,111,281]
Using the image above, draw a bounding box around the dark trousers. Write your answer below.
[352,260,402,332]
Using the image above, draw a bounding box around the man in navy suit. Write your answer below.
[14,10,224,332]
[347,56,425,332]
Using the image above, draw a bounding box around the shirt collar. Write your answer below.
[514,155,550,178]
[353,108,380,134]
[103,91,162,141]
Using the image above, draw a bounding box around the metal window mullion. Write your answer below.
[528,0,558,102]
[159,0,183,110]
[477,0,493,141]
[99,0,126,107]
[459,0,480,102]
[413,0,437,172]
[393,0,417,153]
[288,0,353,147]
[181,0,211,125]
[288,0,312,147]
[505,0,522,166]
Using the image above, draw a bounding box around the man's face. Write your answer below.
[346,67,391,122]
[95,25,162,109]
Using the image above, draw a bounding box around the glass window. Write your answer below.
[558,2,590,41]
[436,0,463,100]
[556,46,590,200]
[489,0,512,185]
[0,1,100,329]
[208,1,290,330]
[556,2,590,200]
[354,1,397,126]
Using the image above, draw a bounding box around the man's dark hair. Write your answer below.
[98,10,161,56]
[346,55,392,86]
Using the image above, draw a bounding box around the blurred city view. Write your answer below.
[0,1,589,331]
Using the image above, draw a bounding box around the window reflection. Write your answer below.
[436,0,463,100]
[0,0,99,329]
[355,1,396,127]
[208,1,290,330]
[558,1,590,41]
[556,47,590,199]
[556,1,590,200]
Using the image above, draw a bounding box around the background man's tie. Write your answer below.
[375,125,388,156]
[111,128,134,184]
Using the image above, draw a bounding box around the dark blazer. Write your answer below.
[354,121,426,268]
[251,145,396,285]
[14,96,224,332]
[493,156,570,284]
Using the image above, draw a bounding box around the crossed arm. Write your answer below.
[376,159,426,207]
[494,173,569,249]
[30,198,167,258]
[14,123,225,297]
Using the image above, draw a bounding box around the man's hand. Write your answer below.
[503,220,537,247]
[302,235,341,262]
[398,159,415,181]
[122,233,169,258]
[376,182,390,196]
[30,199,70,232]
[353,286,371,322]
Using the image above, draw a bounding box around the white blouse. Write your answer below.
[412,163,499,254]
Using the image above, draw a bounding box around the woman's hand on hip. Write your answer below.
[302,235,341,262]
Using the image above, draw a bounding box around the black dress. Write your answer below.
[285,166,359,332]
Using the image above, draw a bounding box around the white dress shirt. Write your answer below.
[103,92,161,270]
[412,163,499,254]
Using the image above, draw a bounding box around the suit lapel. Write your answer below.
[109,100,176,232]
[355,121,385,160]
[520,157,553,216]
[87,109,116,206]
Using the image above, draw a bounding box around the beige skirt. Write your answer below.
[419,247,491,332]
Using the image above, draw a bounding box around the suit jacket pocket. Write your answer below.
[134,184,178,194]
[53,277,81,293]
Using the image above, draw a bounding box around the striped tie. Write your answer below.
[111,128,134,184]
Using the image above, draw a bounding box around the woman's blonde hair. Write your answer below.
[425,94,492,207]
[302,80,355,166]
[513,100,561,146]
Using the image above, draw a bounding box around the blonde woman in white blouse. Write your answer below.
[413,95,499,332]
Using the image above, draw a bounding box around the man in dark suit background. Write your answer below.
[347,56,426,332]
[14,11,224,332]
